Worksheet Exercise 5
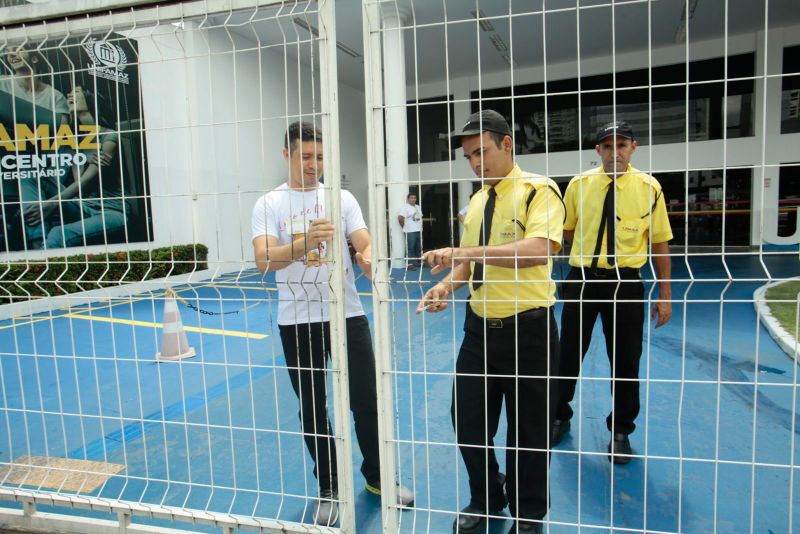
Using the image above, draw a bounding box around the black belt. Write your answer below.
[581,267,640,280]
[467,306,548,330]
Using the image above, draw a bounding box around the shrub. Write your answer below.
[766,280,800,341]
[0,244,208,304]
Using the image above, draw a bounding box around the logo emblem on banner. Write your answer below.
[84,38,129,84]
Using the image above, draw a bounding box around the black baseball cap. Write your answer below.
[449,109,513,144]
[596,120,634,143]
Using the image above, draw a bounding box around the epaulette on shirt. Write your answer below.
[628,168,664,214]
[626,167,662,188]
[567,172,593,188]
[518,175,566,221]
[470,174,565,220]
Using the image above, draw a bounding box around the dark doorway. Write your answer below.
[419,183,460,251]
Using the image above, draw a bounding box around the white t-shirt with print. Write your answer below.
[399,203,422,233]
[251,183,366,326]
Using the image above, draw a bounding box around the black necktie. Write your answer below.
[472,187,497,292]
[591,183,616,269]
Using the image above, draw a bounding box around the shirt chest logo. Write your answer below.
[499,229,517,239]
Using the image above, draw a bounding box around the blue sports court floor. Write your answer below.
[0,252,797,533]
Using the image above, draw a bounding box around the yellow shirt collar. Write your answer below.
[483,164,523,196]
[597,164,634,190]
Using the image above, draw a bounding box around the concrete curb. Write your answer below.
[0,269,219,321]
[753,278,800,362]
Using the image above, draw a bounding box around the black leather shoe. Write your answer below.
[508,520,543,533]
[453,501,508,533]
[452,505,491,533]
[452,473,507,533]
[608,433,633,464]
[551,419,570,446]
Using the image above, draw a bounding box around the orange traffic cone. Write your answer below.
[157,290,196,361]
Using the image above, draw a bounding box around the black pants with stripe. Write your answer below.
[452,306,559,521]
[556,267,645,435]
[279,315,381,492]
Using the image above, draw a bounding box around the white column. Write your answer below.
[454,86,473,237]
[381,4,410,268]
[752,28,786,246]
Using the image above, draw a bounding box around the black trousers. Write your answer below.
[556,267,645,435]
[279,315,380,492]
[452,306,559,521]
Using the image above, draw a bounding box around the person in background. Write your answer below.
[398,192,423,270]
[552,120,673,464]
[28,85,127,248]
[0,44,68,249]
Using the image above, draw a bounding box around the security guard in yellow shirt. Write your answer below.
[417,110,564,534]
[552,120,673,464]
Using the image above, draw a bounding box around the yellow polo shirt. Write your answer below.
[461,165,564,318]
[564,165,673,269]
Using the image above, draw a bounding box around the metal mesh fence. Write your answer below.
[0,0,798,533]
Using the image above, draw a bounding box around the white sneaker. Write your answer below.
[313,489,339,526]
[396,483,415,507]
[365,481,415,507]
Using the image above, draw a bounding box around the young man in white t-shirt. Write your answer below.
[397,192,423,270]
[251,122,413,526]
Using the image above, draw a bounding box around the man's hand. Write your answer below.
[90,152,113,167]
[651,298,672,328]
[416,282,450,314]
[355,251,372,281]
[422,247,457,274]
[306,218,334,250]
[24,202,56,226]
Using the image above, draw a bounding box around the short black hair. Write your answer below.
[70,85,117,130]
[407,192,417,199]
[10,43,47,74]
[284,121,322,149]
[486,131,506,148]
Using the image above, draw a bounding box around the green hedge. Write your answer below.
[0,244,208,304]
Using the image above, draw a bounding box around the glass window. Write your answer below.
[781,45,800,134]
[660,168,752,247]
[472,53,755,155]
